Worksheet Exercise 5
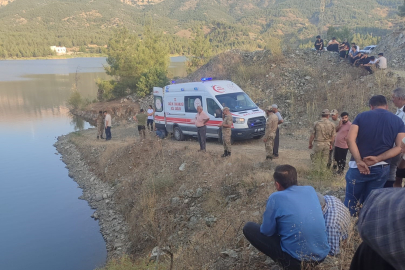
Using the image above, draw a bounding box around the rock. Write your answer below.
[252,211,260,216]
[205,216,217,227]
[95,194,103,201]
[103,194,108,199]
[220,249,238,258]
[304,76,311,80]
[91,212,99,220]
[171,197,180,205]
[226,194,239,203]
[179,163,186,171]
[194,188,203,198]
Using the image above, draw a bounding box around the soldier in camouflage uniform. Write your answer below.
[96,110,104,139]
[221,107,233,157]
[309,109,336,166]
[263,106,279,160]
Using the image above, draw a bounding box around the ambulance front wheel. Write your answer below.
[173,126,184,141]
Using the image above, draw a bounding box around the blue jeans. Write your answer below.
[105,126,111,140]
[344,165,390,216]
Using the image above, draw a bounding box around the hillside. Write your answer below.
[0,0,403,58]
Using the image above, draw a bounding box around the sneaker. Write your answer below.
[266,156,273,160]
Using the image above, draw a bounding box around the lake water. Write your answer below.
[0,57,186,270]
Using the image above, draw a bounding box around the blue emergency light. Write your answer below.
[201,77,212,82]
[171,80,176,84]
[194,87,198,90]
[181,88,184,91]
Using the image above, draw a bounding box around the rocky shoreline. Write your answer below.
[54,134,131,260]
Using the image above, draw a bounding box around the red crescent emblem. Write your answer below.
[212,85,225,93]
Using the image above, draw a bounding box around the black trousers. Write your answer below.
[197,126,207,150]
[334,146,348,173]
[243,222,322,270]
[105,126,112,140]
[273,128,279,157]
[147,119,154,130]
[350,242,395,270]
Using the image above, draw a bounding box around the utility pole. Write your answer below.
[319,0,326,36]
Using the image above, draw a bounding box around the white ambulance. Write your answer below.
[153,79,266,141]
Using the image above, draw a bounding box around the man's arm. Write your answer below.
[309,133,315,149]
[346,124,370,174]
[260,198,277,236]
[364,133,405,166]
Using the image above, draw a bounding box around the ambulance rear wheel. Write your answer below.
[173,126,184,141]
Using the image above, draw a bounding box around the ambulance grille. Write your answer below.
[247,116,266,128]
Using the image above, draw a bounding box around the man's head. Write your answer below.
[316,35,321,40]
[351,42,356,46]
[392,87,405,109]
[370,56,375,61]
[378,53,383,57]
[103,110,107,115]
[352,46,357,51]
[266,106,274,115]
[332,37,336,41]
[149,105,153,109]
[99,110,102,115]
[140,109,144,113]
[330,109,338,120]
[369,95,388,110]
[322,109,330,118]
[223,107,230,115]
[273,165,298,191]
[271,104,278,113]
[197,106,203,113]
[341,112,349,123]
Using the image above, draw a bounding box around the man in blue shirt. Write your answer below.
[243,165,329,270]
[344,95,405,216]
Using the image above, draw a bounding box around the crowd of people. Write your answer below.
[314,35,387,74]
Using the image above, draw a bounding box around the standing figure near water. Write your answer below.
[96,110,104,139]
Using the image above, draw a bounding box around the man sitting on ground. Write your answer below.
[363,56,376,74]
[348,43,360,55]
[314,35,324,54]
[349,46,360,64]
[317,193,351,256]
[243,165,329,270]
[327,37,340,52]
[375,53,387,69]
[339,40,349,58]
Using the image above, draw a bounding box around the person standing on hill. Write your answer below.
[309,109,336,167]
[263,106,279,160]
[134,109,147,140]
[147,105,154,131]
[96,110,104,139]
[327,109,340,168]
[344,95,405,216]
[314,35,324,55]
[220,107,233,157]
[386,87,405,187]
[195,106,210,152]
[334,112,352,174]
[104,111,112,141]
[272,104,283,159]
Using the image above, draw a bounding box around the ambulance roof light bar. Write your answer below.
[201,77,212,82]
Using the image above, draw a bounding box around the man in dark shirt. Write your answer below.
[349,46,360,64]
[362,56,375,74]
[314,35,324,55]
[344,95,405,216]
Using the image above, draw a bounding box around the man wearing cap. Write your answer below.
[272,104,284,159]
[195,105,210,152]
[327,109,340,168]
[220,107,233,157]
[96,110,104,139]
[264,106,279,160]
[309,109,336,166]
[317,193,351,256]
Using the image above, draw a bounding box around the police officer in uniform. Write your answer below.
[263,106,279,160]
[96,110,104,139]
[309,109,336,166]
[221,107,233,157]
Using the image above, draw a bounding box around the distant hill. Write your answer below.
[0,0,403,58]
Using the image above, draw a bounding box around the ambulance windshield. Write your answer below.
[215,92,257,112]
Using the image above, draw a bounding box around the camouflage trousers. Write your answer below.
[97,123,104,137]
[222,128,232,152]
[265,136,275,157]
[311,142,330,166]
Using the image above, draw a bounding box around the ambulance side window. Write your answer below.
[154,96,163,112]
[207,98,222,118]
[184,96,202,113]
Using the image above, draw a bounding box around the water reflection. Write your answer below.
[70,114,87,131]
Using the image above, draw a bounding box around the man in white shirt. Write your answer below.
[376,53,387,69]
[147,105,155,131]
[104,111,112,140]
[271,104,283,158]
[389,87,405,187]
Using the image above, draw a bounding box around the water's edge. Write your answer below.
[55,134,130,261]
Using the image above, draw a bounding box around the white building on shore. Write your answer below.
[50,46,67,55]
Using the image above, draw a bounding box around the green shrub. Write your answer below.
[67,90,82,109]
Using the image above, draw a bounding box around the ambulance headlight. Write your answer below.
[233,117,245,124]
